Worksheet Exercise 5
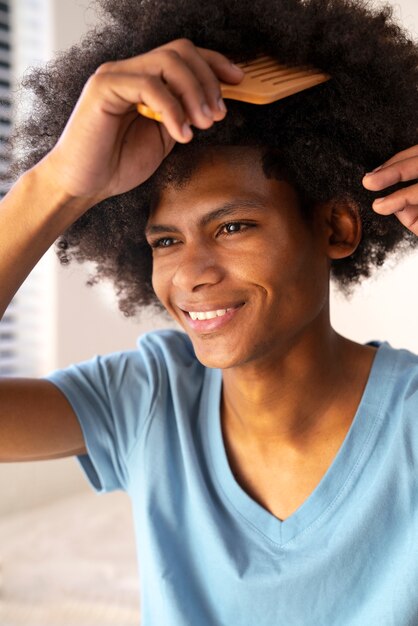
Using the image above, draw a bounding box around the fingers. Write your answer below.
[149,53,215,134]
[370,181,418,215]
[150,48,223,129]
[361,146,418,235]
[88,72,192,143]
[157,39,244,117]
[95,39,244,143]
[362,154,418,192]
[190,45,245,113]
[386,203,418,237]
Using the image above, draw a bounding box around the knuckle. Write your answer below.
[384,171,400,187]
[406,213,418,230]
[162,49,181,62]
[85,73,102,91]
[401,169,413,183]
[95,61,114,75]
[139,74,155,86]
[405,189,418,205]
[174,37,195,50]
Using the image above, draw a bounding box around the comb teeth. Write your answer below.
[220,54,330,104]
[249,66,322,84]
[237,55,309,79]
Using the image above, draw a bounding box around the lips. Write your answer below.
[180,302,245,333]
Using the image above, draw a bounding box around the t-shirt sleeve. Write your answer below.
[45,343,160,493]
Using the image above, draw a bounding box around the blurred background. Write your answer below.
[0,0,417,623]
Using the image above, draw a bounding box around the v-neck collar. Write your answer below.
[204,342,397,546]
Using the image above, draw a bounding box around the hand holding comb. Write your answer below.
[137,55,331,122]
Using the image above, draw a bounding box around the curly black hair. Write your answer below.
[6,0,418,316]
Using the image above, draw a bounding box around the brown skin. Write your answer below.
[1,32,417,517]
[148,146,376,520]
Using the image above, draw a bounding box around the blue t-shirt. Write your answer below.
[46,329,418,626]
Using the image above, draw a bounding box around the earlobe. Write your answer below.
[323,200,362,260]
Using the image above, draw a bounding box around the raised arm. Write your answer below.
[0,169,91,461]
[0,39,244,462]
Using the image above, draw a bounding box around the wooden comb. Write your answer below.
[137,55,331,122]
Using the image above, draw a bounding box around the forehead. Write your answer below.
[150,146,298,220]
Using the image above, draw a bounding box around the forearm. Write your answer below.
[0,160,94,319]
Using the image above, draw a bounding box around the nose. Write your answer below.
[171,242,225,292]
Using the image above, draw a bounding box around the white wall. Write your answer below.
[1,0,417,516]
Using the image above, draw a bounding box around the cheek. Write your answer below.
[260,232,327,309]
[151,260,169,303]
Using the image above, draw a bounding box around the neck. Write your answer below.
[221,325,374,448]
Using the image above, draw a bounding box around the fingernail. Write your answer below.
[231,63,244,73]
[365,166,383,176]
[218,97,227,113]
[182,123,193,140]
[202,103,213,119]
[373,197,385,205]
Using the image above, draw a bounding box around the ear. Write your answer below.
[317,199,362,260]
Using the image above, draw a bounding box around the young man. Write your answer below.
[1,0,418,623]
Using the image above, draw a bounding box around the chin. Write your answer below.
[195,354,239,370]
[190,341,247,370]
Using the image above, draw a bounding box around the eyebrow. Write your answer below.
[145,197,267,237]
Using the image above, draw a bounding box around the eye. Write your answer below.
[219,221,254,236]
[149,236,179,249]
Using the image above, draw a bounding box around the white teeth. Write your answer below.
[189,308,231,321]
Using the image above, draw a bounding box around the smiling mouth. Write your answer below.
[180,303,245,332]
[187,307,235,321]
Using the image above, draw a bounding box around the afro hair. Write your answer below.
[6,0,418,315]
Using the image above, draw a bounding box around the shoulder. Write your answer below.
[47,329,201,396]
[377,341,418,377]
[368,342,418,477]
[372,341,418,415]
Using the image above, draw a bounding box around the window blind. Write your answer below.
[0,1,11,196]
[0,0,15,376]
[0,0,55,377]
